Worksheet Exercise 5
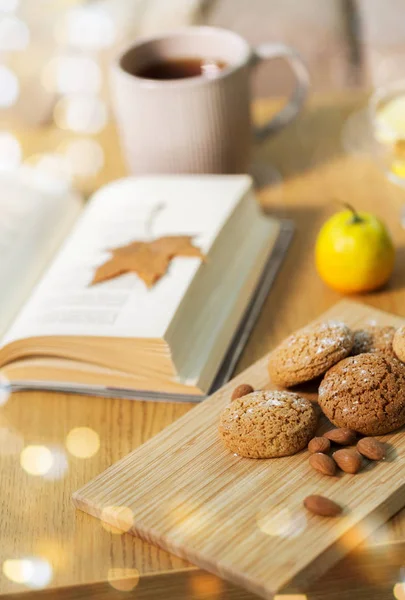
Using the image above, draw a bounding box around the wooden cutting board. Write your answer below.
[73,301,405,600]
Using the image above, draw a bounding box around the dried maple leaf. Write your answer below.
[149,236,205,258]
[91,235,205,288]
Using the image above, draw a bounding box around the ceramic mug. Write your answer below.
[112,27,309,174]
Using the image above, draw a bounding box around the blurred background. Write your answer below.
[1,0,404,191]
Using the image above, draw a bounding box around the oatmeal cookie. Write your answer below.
[352,325,396,358]
[318,353,405,435]
[219,390,318,458]
[268,321,354,387]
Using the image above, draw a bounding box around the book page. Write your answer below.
[0,167,82,337]
[2,176,252,345]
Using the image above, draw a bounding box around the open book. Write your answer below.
[0,173,292,402]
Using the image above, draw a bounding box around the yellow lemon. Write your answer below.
[315,207,395,294]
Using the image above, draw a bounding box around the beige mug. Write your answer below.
[112,27,309,174]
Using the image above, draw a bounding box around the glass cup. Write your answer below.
[370,80,405,187]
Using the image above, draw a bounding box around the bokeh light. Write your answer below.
[189,573,223,597]
[54,95,107,134]
[65,427,100,458]
[24,153,73,186]
[43,446,69,481]
[59,6,116,50]
[42,55,102,95]
[394,583,405,600]
[0,0,18,12]
[0,132,21,170]
[24,558,53,589]
[61,138,104,178]
[337,516,386,554]
[2,558,52,589]
[0,16,29,51]
[20,446,54,476]
[0,65,19,107]
[256,507,306,539]
[101,505,134,535]
[108,568,139,592]
[3,559,34,584]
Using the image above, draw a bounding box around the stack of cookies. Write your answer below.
[219,320,405,460]
[269,321,405,436]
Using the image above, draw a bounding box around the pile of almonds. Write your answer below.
[308,428,386,476]
[305,428,386,517]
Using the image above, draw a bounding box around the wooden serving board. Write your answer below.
[73,301,405,600]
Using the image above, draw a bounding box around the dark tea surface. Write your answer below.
[137,57,227,80]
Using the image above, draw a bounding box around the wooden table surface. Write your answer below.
[2,93,405,600]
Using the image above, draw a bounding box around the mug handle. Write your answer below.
[251,43,310,140]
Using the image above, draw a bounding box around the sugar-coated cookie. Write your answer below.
[268,321,354,387]
[393,325,405,363]
[218,390,318,458]
[352,325,396,359]
[318,353,405,435]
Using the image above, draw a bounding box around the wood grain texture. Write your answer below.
[2,93,405,598]
[73,301,405,600]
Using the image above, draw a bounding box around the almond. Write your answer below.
[231,384,254,401]
[333,448,362,474]
[323,428,356,445]
[357,438,386,461]
[304,495,342,517]
[309,453,337,476]
[308,437,331,454]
